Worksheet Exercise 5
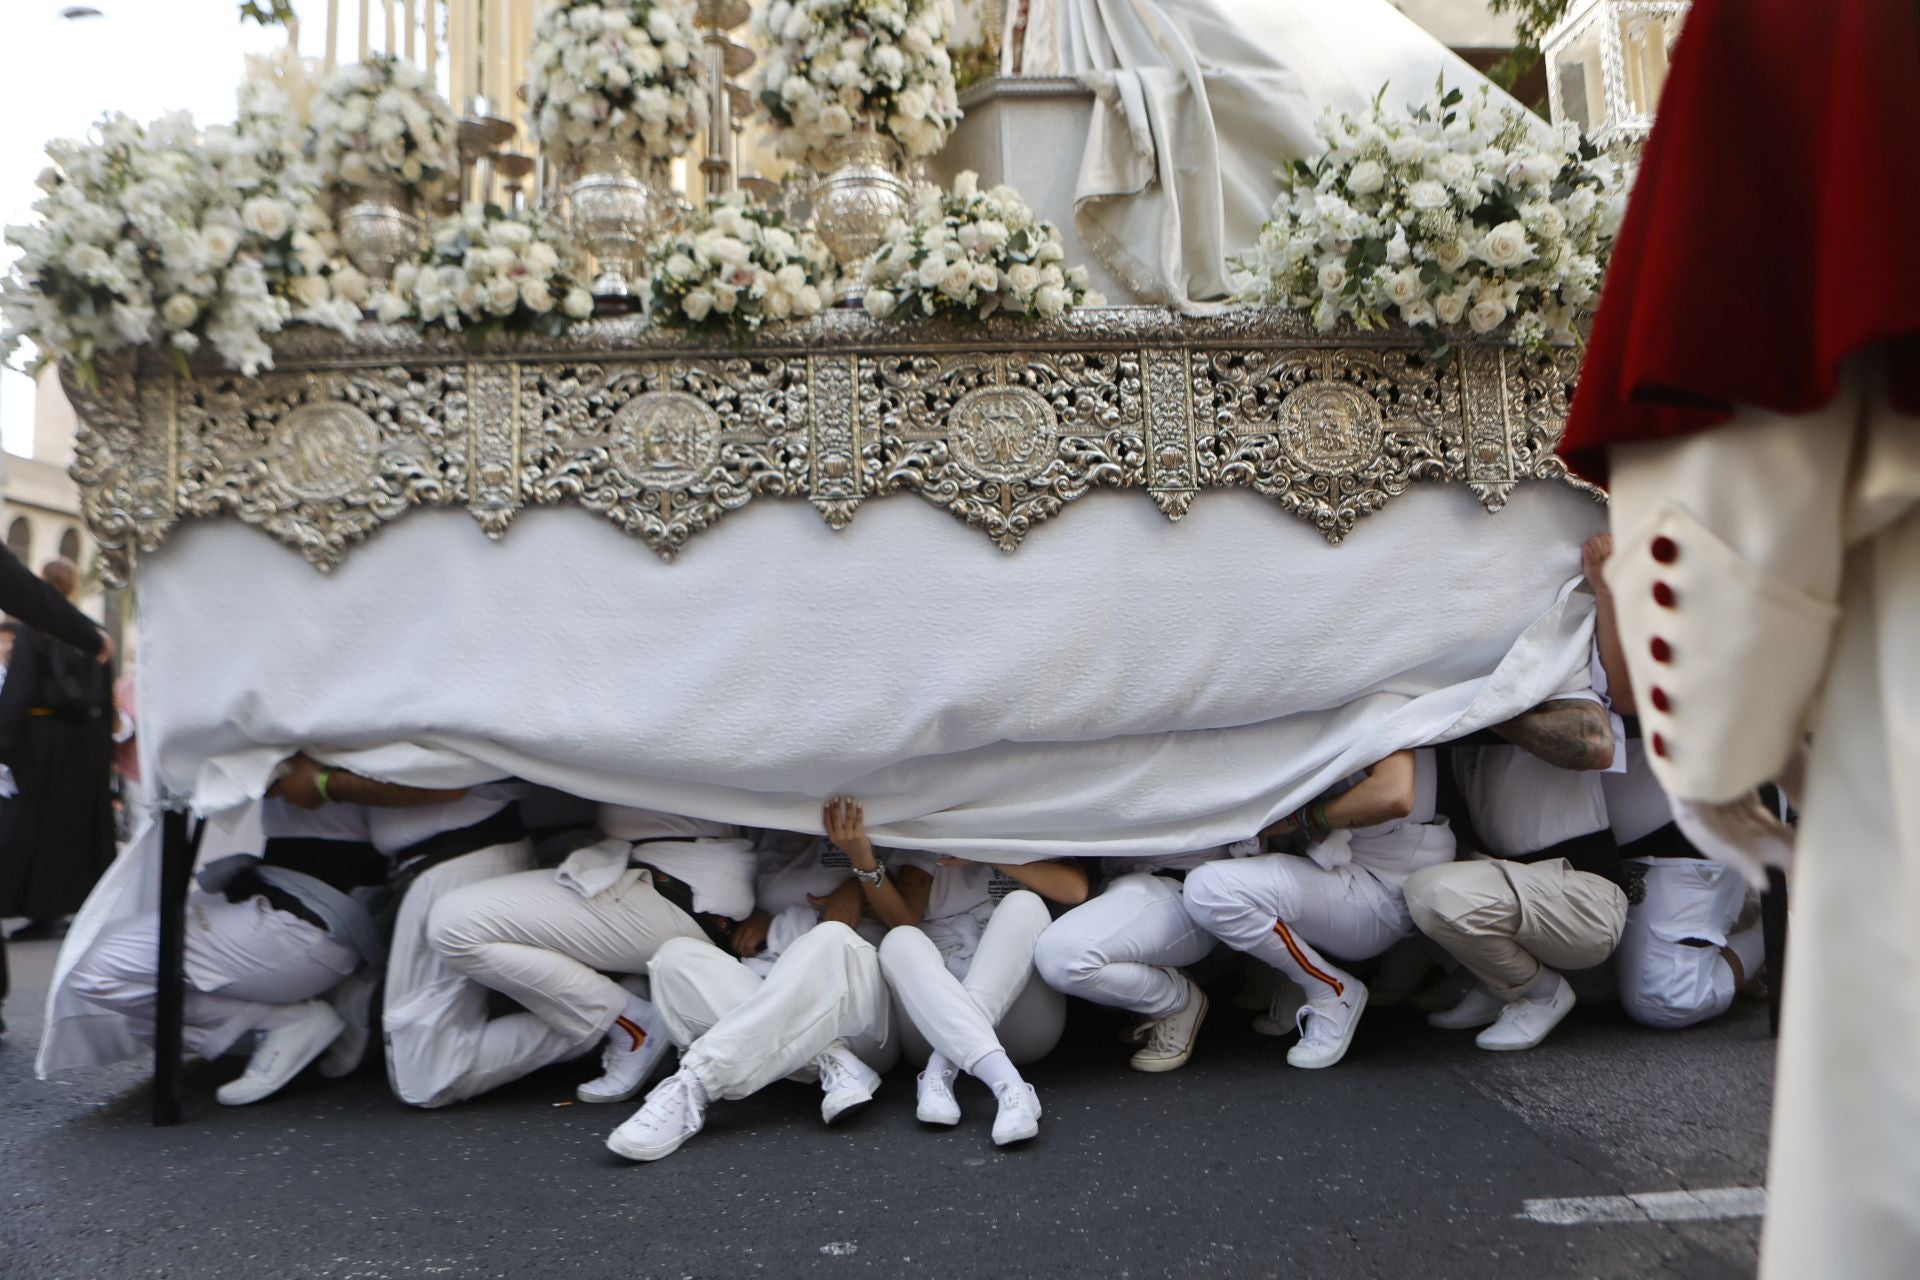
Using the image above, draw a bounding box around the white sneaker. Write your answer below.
[318,974,376,1079]
[1251,982,1307,1037]
[915,1066,961,1126]
[990,1082,1042,1147]
[1475,972,1575,1051]
[216,1001,345,1106]
[607,1072,708,1162]
[1427,983,1505,1031]
[1286,978,1369,1070]
[816,1039,880,1123]
[1128,977,1208,1073]
[577,1001,672,1104]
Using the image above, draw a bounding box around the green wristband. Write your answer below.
[314,767,334,804]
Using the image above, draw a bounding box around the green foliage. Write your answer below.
[1486,0,1574,93]
[238,2,298,28]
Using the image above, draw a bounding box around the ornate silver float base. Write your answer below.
[337,182,422,284]
[810,127,910,306]
[566,141,672,313]
[63,308,1597,585]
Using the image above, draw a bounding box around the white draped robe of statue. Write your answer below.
[1008,0,1533,310]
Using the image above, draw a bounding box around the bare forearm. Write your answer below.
[327,771,471,808]
[1491,700,1616,771]
[1592,589,1638,716]
[860,868,925,927]
[993,859,1088,906]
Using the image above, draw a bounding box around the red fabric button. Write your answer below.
[1652,581,1677,608]
[1650,636,1673,663]
[1652,732,1669,758]
[1651,535,1679,563]
[1650,686,1672,713]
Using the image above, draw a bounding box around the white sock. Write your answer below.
[969,1049,1024,1093]
[610,993,654,1052]
[1521,969,1562,1000]
[924,1051,956,1080]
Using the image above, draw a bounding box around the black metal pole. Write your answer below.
[1762,866,1789,1039]
[151,808,198,1126]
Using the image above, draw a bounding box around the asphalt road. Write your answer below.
[1,935,1771,1280]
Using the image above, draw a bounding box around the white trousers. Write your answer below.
[383,839,583,1109]
[1183,853,1414,998]
[880,890,1065,1071]
[427,866,707,1044]
[1032,873,1215,1019]
[1615,856,1761,1030]
[649,922,895,1102]
[69,891,357,1059]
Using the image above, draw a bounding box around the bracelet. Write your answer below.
[1311,800,1332,834]
[314,768,334,804]
[851,861,886,887]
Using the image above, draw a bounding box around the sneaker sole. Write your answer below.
[606,1127,693,1162]
[916,1104,962,1127]
[1287,985,1369,1070]
[992,1120,1040,1147]
[1427,1012,1501,1032]
[1128,990,1209,1073]
[577,1050,671,1105]
[823,1092,875,1125]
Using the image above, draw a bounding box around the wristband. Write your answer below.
[1311,800,1332,834]
[314,768,334,804]
[851,861,885,887]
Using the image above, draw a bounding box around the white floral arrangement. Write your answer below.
[645,192,833,329]
[528,0,707,171]
[751,0,962,168]
[0,112,296,380]
[1234,84,1624,353]
[310,54,458,198]
[389,205,595,336]
[861,172,1103,321]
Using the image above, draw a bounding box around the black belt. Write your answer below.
[261,836,388,895]
[1615,820,1697,861]
[1509,828,1643,904]
[220,870,327,931]
[635,861,738,952]
[388,805,527,896]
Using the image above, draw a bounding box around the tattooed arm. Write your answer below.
[1490,698,1617,772]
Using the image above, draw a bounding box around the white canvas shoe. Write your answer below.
[607,1072,708,1162]
[1128,976,1208,1073]
[216,1002,345,1106]
[577,1000,672,1104]
[915,1066,962,1126]
[1476,972,1576,1051]
[990,1082,1042,1147]
[816,1040,880,1123]
[1252,981,1307,1037]
[1286,978,1369,1070]
[318,974,376,1078]
[1427,983,1505,1031]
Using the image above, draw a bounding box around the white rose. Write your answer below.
[240,196,293,242]
[1034,284,1070,317]
[521,278,555,313]
[160,292,200,330]
[970,263,999,293]
[1468,296,1507,333]
[486,277,520,314]
[1318,262,1348,294]
[682,288,716,322]
[938,261,974,299]
[863,287,897,318]
[1008,262,1042,294]
[763,288,794,319]
[820,103,853,135]
[915,260,945,290]
[202,224,241,266]
[331,266,372,306]
[290,275,332,308]
[1433,237,1471,272]
[1346,160,1385,195]
[1478,221,1534,269]
[665,252,697,281]
[1566,187,1598,223]
[713,284,739,314]
[563,288,595,319]
[1434,290,1468,325]
[795,283,823,314]
[1401,298,1437,327]
[374,289,411,323]
[1408,180,1449,210]
[1384,267,1424,307]
[1436,153,1475,186]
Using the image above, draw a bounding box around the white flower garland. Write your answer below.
[862,172,1103,321]
[751,0,962,169]
[310,55,458,198]
[528,0,707,171]
[391,205,594,334]
[645,192,833,329]
[1235,84,1624,353]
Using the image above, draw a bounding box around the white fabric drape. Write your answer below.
[1020,0,1535,310]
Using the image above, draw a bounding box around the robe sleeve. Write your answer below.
[0,546,103,657]
[1603,374,1864,803]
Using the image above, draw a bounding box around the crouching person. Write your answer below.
[69,753,459,1105]
[607,799,908,1163]
[1183,748,1455,1070]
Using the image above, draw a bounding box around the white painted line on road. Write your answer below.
[1522,1187,1767,1226]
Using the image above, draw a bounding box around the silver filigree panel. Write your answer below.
[62,310,1599,583]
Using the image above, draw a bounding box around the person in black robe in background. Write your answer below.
[0,552,114,1036]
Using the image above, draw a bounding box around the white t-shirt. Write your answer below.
[753,832,856,916]
[1330,747,1455,880]
[261,796,373,843]
[598,803,739,843]
[890,852,1023,922]
[1602,741,1677,846]
[368,783,526,857]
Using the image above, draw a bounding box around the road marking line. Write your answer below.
[1522,1187,1767,1226]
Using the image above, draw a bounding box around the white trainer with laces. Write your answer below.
[318,974,376,1079]
[1128,976,1209,1073]
[607,1072,708,1162]
[816,1039,881,1123]
[577,1001,672,1104]
[1251,981,1307,1038]
[1286,977,1369,1070]
[1476,971,1576,1051]
[990,1082,1042,1147]
[1427,983,1505,1031]
[216,1001,345,1106]
[915,1066,962,1126]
